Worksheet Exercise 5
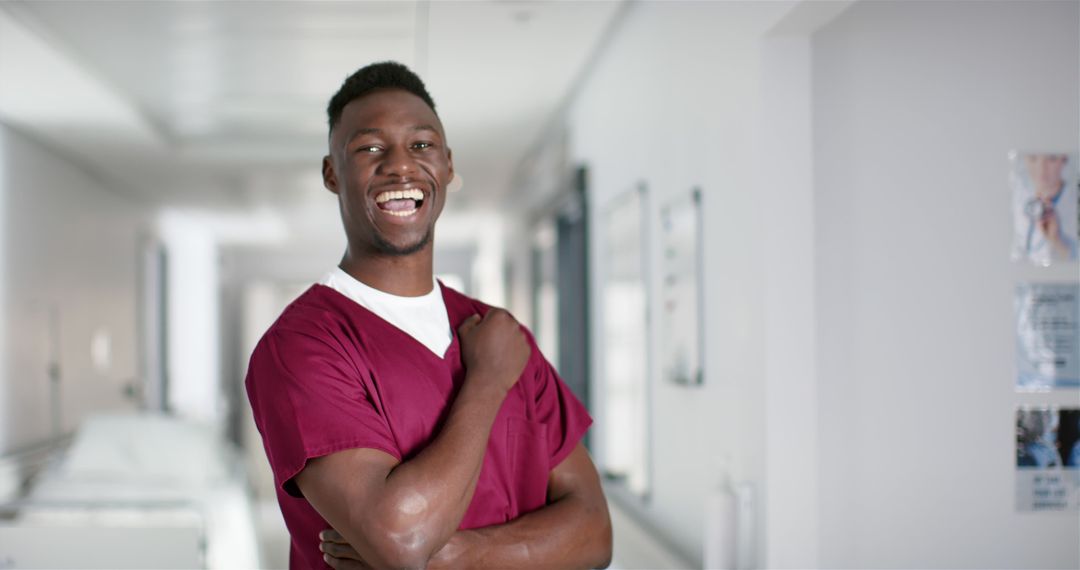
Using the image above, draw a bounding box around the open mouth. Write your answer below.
[374,188,425,218]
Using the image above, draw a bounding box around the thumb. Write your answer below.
[457,314,482,336]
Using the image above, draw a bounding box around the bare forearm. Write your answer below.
[437,493,612,570]
[319,446,611,570]
[368,377,507,559]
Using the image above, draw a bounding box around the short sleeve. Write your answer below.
[530,344,593,471]
[245,328,400,497]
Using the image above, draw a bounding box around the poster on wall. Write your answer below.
[1016,407,1080,512]
[1010,152,1079,265]
[659,188,703,386]
[1015,283,1080,390]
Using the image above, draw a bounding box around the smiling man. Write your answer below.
[244,62,612,570]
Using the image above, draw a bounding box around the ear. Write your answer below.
[446,147,455,180]
[322,155,339,195]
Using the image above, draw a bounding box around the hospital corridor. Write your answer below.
[0,1,1078,568]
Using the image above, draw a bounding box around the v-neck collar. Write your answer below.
[313,280,464,361]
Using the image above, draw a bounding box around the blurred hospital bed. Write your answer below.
[0,412,260,569]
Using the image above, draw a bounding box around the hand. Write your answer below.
[319,529,370,570]
[319,528,472,570]
[457,309,530,394]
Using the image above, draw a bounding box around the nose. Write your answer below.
[378,144,417,177]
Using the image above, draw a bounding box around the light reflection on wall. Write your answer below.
[157,211,222,424]
[156,208,287,424]
[0,128,7,451]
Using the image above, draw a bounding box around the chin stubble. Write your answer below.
[372,226,433,257]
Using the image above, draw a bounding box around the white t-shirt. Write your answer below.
[320,267,452,357]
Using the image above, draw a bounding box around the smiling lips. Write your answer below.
[375,187,424,218]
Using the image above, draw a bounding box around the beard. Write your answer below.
[372,225,434,257]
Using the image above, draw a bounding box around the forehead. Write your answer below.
[335,88,444,138]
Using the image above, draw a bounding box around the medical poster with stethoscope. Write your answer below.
[1010,152,1079,265]
[1016,407,1080,512]
[1014,283,1079,390]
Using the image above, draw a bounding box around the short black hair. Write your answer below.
[326,61,437,135]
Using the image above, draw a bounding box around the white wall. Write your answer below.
[814,1,1079,568]
[0,125,148,454]
[564,1,794,565]
[758,32,818,570]
[547,0,1079,568]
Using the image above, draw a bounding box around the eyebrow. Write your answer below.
[345,124,440,143]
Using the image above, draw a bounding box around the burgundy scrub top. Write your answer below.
[245,282,592,570]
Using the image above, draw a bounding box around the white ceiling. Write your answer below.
[0,0,623,214]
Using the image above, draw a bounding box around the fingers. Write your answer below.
[485,308,505,322]
[324,553,369,570]
[479,308,519,330]
[319,529,348,544]
[318,529,370,569]
[319,540,364,561]
[456,313,481,335]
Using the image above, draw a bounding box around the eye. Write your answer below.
[412,141,433,150]
[356,145,381,154]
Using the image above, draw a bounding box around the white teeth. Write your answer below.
[385,208,418,217]
[375,188,424,204]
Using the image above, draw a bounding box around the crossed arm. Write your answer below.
[295,312,611,570]
[314,443,611,570]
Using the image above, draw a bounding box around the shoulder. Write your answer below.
[259,286,341,339]
[281,283,353,322]
[248,285,362,374]
[441,285,552,369]
[438,280,494,315]
[438,282,539,342]
[439,281,539,330]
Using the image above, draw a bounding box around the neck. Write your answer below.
[339,247,435,297]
